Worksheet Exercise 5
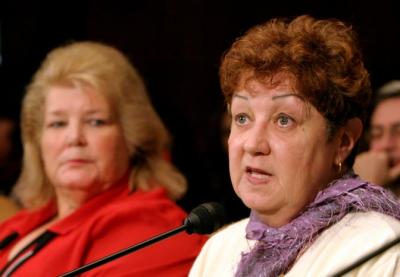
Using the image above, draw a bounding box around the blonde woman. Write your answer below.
[0,41,206,276]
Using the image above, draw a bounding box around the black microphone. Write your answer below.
[59,202,225,277]
[184,202,226,234]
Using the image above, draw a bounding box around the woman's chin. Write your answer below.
[242,196,271,213]
[53,176,97,191]
[238,187,274,210]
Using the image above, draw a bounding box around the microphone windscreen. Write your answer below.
[184,202,226,234]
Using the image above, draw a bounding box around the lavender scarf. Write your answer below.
[235,173,400,277]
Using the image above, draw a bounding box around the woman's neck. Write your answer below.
[55,189,94,218]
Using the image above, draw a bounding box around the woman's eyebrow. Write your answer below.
[233,94,248,100]
[272,93,305,102]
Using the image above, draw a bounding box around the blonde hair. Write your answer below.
[14,41,187,209]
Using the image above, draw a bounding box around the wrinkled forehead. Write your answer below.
[230,72,314,118]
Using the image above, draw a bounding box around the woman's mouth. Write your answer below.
[65,159,90,166]
[245,166,271,184]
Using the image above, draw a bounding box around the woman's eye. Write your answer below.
[234,113,249,125]
[277,114,294,127]
[89,119,107,126]
[48,121,66,128]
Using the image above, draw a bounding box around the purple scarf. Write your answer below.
[235,173,400,277]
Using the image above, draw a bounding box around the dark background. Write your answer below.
[2,0,400,222]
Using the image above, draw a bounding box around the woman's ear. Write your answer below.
[335,118,363,163]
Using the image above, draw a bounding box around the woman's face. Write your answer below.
[40,86,130,196]
[228,78,339,227]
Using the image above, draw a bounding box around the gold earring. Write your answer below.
[338,161,342,174]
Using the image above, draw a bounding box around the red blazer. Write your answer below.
[0,182,207,276]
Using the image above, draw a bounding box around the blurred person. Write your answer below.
[0,41,206,276]
[190,15,400,277]
[354,80,400,196]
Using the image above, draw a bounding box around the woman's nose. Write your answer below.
[243,125,270,155]
[65,123,86,146]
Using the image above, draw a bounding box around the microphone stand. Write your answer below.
[59,224,187,277]
[58,202,225,277]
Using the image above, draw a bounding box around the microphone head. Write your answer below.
[184,202,226,234]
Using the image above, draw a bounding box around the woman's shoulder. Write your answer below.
[211,217,249,238]
[336,211,400,237]
[200,217,250,251]
[0,209,27,235]
[188,218,250,277]
[325,211,400,253]
[287,211,400,276]
[298,211,400,251]
[0,200,54,234]
[91,187,187,230]
[113,186,184,211]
